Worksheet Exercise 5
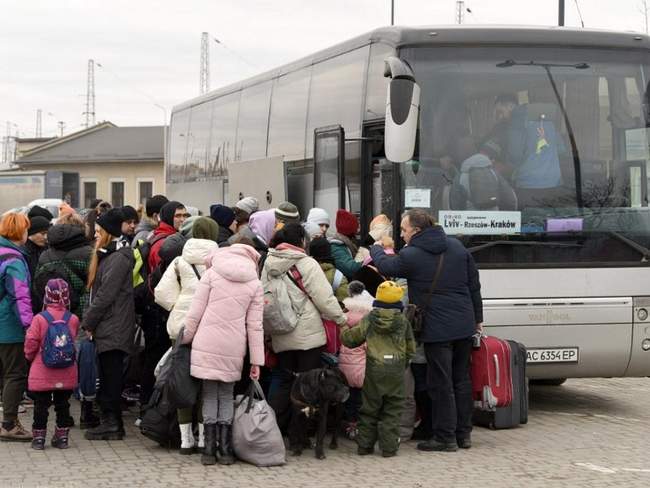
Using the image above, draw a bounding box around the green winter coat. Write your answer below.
[340,307,416,369]
[329,234,362,279]
[320,262,349,304]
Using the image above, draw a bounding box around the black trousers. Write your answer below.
[140,306,171,408]
[0,343,28,424]
[268,347,322,433]
[98,350,126,421]
[424,338,473,443]
[31,390,73,430]
[411,362,433,436]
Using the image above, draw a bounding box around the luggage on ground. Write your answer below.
[78,338,97,400]
[471,335,513,410]
[166,328,200,409]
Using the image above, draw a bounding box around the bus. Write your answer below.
[167,25,650,381]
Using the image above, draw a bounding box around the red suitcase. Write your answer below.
[471,335,513,410]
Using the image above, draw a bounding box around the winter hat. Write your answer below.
[160,201,184,227]
[192,216,220,242]
[145,194,169,217]
[28,205,53,221]
[348,280,366,297]
[307,207,330,227]
[249,208,276,244]
[375,280,404,304]
[121,205,139,223]
[210,204,236,228]
[368,214,392,242]
[302,221,321,238]
[58,202,75,218]
[43,278,70,308]
[275,201,300,224]
[235,196,259,215]
[28,216,51,236]
[308,236,333,263]
[96,208,125,238]
[180,215,199,237]
[336,209,359,237]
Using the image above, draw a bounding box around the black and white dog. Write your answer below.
[289,367,349,459]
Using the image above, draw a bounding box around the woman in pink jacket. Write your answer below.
[182,241,264,466]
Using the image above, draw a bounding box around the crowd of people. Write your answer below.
[0,195,483,463]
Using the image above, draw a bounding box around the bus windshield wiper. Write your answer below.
[608,231,650,262]
[468,240,583,254]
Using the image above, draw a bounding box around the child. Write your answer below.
[24,279,79,450]
[339,281,374,439]
[340,280,415,457]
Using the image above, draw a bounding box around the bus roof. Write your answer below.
[173,25,650,113]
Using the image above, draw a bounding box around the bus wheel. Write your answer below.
[531,378,567,386]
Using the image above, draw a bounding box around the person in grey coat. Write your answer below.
[81,209,135,441]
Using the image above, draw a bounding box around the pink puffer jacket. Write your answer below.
[182,244,265,382]
[338,293,374,388]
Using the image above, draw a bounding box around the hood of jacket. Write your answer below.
[409,226,447,255]
[249,208,276,245]
[264,245,307,278]
[367,308,404,335]
[135,217,156,235]
[210,244,260,282]
[159,233,187,266]
[48,224,87,251]
[152,221,176,239]
[182,238,218,265]
[343,293,374,314]
[0,236,27,257]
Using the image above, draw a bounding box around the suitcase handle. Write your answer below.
[493,354,500,387]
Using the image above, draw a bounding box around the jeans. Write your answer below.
[202,380,235,425]
[31,390,73,430]
[424,338,473,443]
[97,350,126,421]
[0,343,27,424]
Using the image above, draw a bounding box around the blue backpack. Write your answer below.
[41,311,76,369]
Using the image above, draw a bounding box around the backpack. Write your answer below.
[467,166,500,209]
[40,310,76,369]
[262,266,304,336]
[132,234,167,313]
[32,259,85,316]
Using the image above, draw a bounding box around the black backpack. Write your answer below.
[468,166,500,209]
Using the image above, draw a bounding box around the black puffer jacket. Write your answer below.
[82,243,135,354]
[370,226,482,344]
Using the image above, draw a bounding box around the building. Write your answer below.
[16,122,165,208]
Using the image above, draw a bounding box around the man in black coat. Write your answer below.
[370,208,483,452]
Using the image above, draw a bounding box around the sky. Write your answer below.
[0,0,648,139]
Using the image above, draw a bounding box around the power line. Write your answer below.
[212,37,259,71]
[574,0,585,27]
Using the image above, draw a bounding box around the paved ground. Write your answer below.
[1,377,649,488]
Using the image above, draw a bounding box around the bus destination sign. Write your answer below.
[438,210,521,235]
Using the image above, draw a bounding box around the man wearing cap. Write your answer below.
[25,216,51,279]
[274,201,300,230]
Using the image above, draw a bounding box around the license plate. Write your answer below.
[526,347,579,364]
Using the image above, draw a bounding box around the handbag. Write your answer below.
[232,380,286,466]
[166,327,200,409]
[404,254,445,336]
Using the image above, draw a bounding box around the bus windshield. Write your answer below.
[401,46,650,267]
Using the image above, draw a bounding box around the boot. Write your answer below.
[80,401,100,430]
[197,423,205,453]
[217,423,235,465]
[84,415,124,441]
[51,426,69,449]
[31,428,46,450]
[201,423,217,465]
[179,423,195,455]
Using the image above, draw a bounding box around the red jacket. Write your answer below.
[24,305,79,392]
[148,221,176,271]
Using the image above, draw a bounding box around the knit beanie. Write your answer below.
[307,207,330,227]
[43,278,70,308]
[193,216,220,242]
[308,236,333,263]
[145,194,169,217]
[96,208,125,238]
[28,205,53,221]
[235,196,259,215]
[336,209,359,237]
[160,201,184,227]
[348,280,366,297]
[121,205,139,223]
[210,204,235,228]
[275,201,300,224]
[28,216,51,236]
[375,280,404,304]
[368,214,392,241]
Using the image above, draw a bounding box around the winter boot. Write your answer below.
[31,428,46,450]
[179,423,195,455]
[79,401,100,430]
[51,426,70,449]
[201,423,217,466]
[197,423,205,453]
[84,415,124,441]
[217,423,235,465]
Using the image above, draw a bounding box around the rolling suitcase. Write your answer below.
[474,340,528,429]
[471,335,513,410]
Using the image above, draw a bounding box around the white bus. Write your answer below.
[167,26,650,381]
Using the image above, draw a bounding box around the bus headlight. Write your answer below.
[642,339,650,351]
[638,308,649,321]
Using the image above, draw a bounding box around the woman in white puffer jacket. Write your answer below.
[154,216,219,454]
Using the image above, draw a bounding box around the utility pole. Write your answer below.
[200,32,210,95]
[35,109,42,138]
[391,0,394,25]
[641,0,649,34]
[84,59,96,128]
[559,0,565,26]
[456,1,465,24]
[57,121,65,137]
[2,122,9,165]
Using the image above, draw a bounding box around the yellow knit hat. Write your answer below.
[376,280,404,304]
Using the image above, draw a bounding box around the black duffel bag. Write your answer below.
[167,328,200,409]
[140,383,180,448]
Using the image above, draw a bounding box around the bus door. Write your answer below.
[313,126,345,219]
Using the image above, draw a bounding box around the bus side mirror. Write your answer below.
[384,57,420,163]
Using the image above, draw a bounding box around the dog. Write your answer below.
[289,367,350,459]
